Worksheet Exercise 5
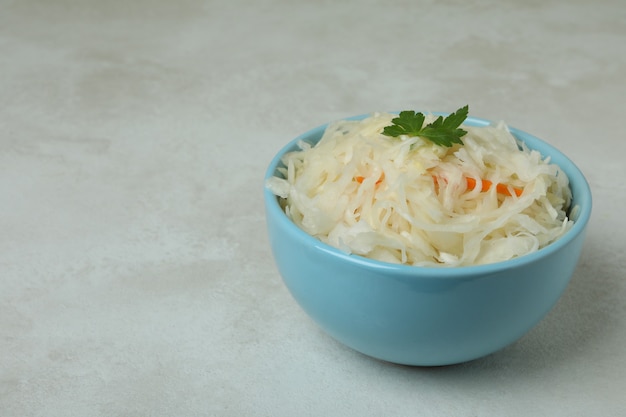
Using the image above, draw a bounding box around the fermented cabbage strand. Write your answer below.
[267,112,572,267]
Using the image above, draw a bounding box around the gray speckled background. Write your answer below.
[1,0,625,415]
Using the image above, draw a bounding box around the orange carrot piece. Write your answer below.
[465,177,487,192]
[355,173,384,185]
[466,177,523,197]
[433,174,522,197]
[495,182,523,197]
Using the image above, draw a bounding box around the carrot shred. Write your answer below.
[355,173,384,185]
[465,177,523,196]
[433,174,523,197]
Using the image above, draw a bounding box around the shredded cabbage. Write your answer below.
[266,112,573,267]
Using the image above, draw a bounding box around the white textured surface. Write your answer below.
[1,1,625,415]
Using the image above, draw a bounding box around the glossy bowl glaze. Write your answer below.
[264,114,592,366]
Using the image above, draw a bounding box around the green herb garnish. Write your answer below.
[382,105,469,147]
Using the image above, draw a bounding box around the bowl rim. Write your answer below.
[264,112,592,278]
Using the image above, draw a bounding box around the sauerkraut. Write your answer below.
[266,112,573,267]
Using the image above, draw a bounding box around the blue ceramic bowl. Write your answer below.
[264,113,592,366]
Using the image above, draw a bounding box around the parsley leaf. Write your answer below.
[381,110,425,137]
[382,105,469,147]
